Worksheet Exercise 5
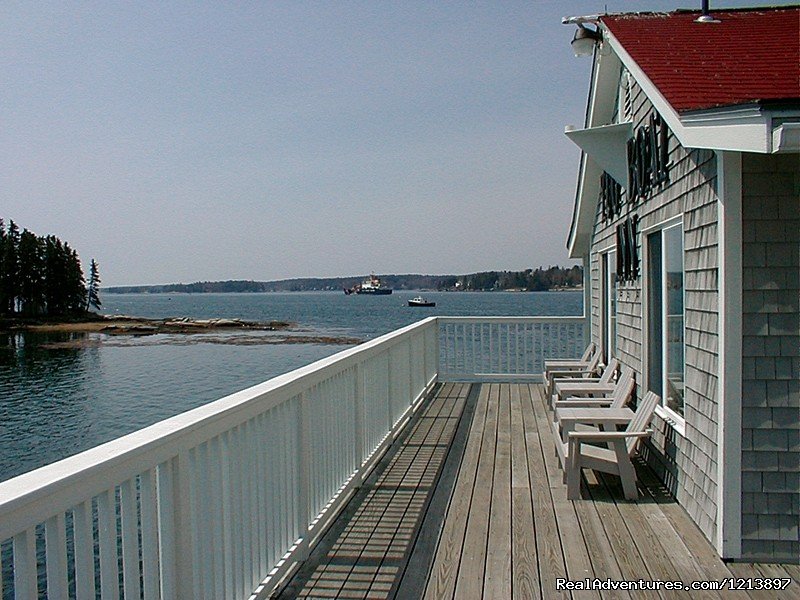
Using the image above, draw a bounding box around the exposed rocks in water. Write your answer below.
[99,316,293,335]
[5,315,363,349]
[40,333,363,349]
[7,315,294,335]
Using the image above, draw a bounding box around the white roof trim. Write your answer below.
[773,123,800,153]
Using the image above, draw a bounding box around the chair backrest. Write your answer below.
[625,391,660,455]
[598,358,620,385]
[580,342,596,362]
[609,368,635,409]
[582,349,602,379]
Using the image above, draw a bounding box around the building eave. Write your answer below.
[603,27,799,154]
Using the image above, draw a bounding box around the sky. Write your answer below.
[1,1,792,286]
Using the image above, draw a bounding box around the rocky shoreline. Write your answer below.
[1,315,365,348]
[2,315,293,335]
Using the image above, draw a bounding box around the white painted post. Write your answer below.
[354,363,365,478]
[121,479,142,600]
[297,391,311,559]
[717,150,743,560]
[175,451,196,599]
[13,529,36,600]
[73,500,96,600]
[45,514,68,599]
[158,455,195,600]
[97,489,120,600]
[140,469,161,600]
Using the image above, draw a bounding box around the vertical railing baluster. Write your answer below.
[45,514,68,599]
[120,478,142,600]
[241,421,254,592]
[73,500,96,600]
[212,435,227,599]
[194,444,210,600]
[13,528,37,600]
[219,431,234,597]
[97,488,119,600]
[140,468,161,600]
[230,426,243,599]
[297,391,312,560]
[265,412,277,574]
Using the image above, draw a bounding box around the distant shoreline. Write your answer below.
[104,268,584,295]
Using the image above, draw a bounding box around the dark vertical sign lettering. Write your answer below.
[626,113,670,203]
[616,215,639,282]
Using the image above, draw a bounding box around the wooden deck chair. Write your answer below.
[551,358,620,406]
[543,349,602,399]
[542,341,596,373]
[551,370,635,452]
[559,391,660,500]
[553,366,633,410]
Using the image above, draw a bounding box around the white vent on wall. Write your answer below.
[622,70,633,122]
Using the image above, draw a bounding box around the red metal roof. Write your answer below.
[602,7,800,113]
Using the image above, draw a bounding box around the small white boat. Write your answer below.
[408,296,435,307]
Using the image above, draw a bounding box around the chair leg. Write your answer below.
[566,452,581,499]
[619,457,638,500]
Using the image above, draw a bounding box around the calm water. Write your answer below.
[0,291,581,482]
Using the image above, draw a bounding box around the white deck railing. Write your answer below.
[0,314,584,599]
[438,316,587,381]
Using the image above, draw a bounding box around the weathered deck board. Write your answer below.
[277,383,800,600]
[509,383,540,599]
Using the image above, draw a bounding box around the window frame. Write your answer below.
[641,215,686,433]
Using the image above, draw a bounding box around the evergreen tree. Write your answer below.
[86,259,101,311]
[64,243,86,315]
[0,221,21,314]
[17,229,45,316]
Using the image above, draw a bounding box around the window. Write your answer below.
[602,250,617,360]
[647,223,684,416]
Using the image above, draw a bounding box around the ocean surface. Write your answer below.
[0,290,582,482]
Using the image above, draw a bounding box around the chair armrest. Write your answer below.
[549,369,596,380]
[554,382,615,395]
[544,359,588,368]
[553,398,614,409]
[568,429,652,442]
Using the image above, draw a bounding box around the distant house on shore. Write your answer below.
[564,6,799,562]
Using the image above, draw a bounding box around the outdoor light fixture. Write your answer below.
[569,22,602,57]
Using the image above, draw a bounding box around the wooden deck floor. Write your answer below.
[277,383,800,599]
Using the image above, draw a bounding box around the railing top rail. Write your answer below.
[0,316,437,532]
[437,315,585,324]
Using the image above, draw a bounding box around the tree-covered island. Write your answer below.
[0,219,98,320]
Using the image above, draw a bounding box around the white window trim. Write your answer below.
[602,249,617,361]
[641,215,686,434]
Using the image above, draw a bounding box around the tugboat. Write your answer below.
[345,274,393,295]
[408,296,435,307]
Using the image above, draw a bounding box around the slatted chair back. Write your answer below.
[579,342,596,363]
[582,349,602,379]
[625,391,660,455]
[609,368,635,409]
[598,358,620,385]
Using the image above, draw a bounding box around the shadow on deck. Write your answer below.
[275,383,800,599]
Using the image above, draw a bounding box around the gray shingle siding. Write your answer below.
[589,78,721,545]
[740,153,800,562]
